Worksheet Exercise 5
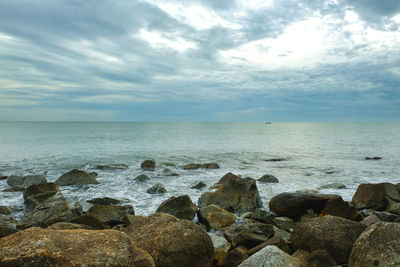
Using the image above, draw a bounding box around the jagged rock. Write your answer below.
[0,206,12,215]
[198,172,262,214]
[23,183,61,211]
[319,196,363,221]
[198,204,236,230]
[56,169,99,186]
[319,183,347,189]
[306,250,337,267]
[2,186,24,192]
[135,174,150,182]
[269,192,337,219]
[125,212,214,267]
[147,183,167,194]
[47,222,95,230]
[156,195,197,220]
[258,174,279,183]
[7,175,47,187]
[95,163,128,170]
[162,168,179,176]
[291,215,367,264]
[0,215,17,238]
[351,182,400,211]
[251,208,276,224]
[248,235,291,255]
[86,196,123,205]
[349,222,400,267]
[70,214,110,229]
[222,223,273,249]
[272,217,295,231]
[191,180,207,189]
[361,215,381,226]
[221,246,248,267]
[208,232,231,266]
[87,204,134,226]
[141,160,156,170]
[0,227,155,267]
[239,245,301,267]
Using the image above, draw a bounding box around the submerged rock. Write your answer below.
[162,168,179,176]
[239,245,300,267]
[319,183,347,189]
[141,160,156,170]
[95,163,128,170]
[0,227,155,267]
[56,169,99,186]
[7,175,47,187]
[156,195,197,220]
[86,196,123,205]
[135,174,150,182]
[258,174,279,183]
[191,180,207,190]
[264,158,287,162]
[198,204,236,230]
[147,183,167,194]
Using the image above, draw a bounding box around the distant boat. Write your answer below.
[265,122,272,124]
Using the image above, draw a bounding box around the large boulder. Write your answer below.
[351,182,400,211]
[291,215,367,264]
[349,222,400,266]
[239,245,301,267]
[0,215,17,238]
[7,174,46,187]
[87,204,134,226]
[319,196,363,221]
[198,172,262,214]
[156,195,197,220]
[125,212,214,267]
[0,227,155,266]
[269,192,337,219]
[56,169,99,186]
[198,204,236,230]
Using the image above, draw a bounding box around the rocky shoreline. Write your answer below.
[1,160,400,266]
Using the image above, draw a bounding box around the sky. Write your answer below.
[0,0,399,122]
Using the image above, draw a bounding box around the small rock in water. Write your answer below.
[86,197,123,205]
[184,163,220,170]
[264,158,287,162]
[95,164,128,170]
[147,183,167,194]
[0,174,7,180]
[134,174,150,182]
[162,168,179,176]
[0,206,12,215]
[319,183,347,190]
[56,169,99,186]
[365,156,382,160]
[141,160,156,170]
[191,180,207,190]
[2,186,24,192]
[258,174,279,183]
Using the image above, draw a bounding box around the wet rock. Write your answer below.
[349,222,400,267]
[95,163,128,170]
[7,174,47,187]
[56,169,99,186]
[0,215,17,238]
[291,215,367,264]
[135,174,150,182]
[87,204,134,226]
[156,195,197,220]
[70,214,110,229]
[221,246,248,267]
[162,168,179,176]
[198,172,263,214]
[361,215,381,226]
[258,174,279,183]
[208,232,231,266]
[2,186,24,192]
[125,212,214,267]
[360,209,400,222]
[365,156,382,160]
[352,182,400,211]
[0,227,155,267]
[198,204,236,230]
[147,183,167,194]
[47,222,95,230]
[272,217,295,231]
[319,182,347,189]
[191,180,207,189]
[0,206,12,215]
[184,163,220,170]
[0,174,7,180]
[269,192,337,219]
[306,249,337,267]
[319,196,363,221]
[203,163,220,169]
[264,158,287,162]
[222,223,272,249]
[141,160,156,170]
[86,196,123,205]
[23,183,61,211]
[251,208,276,224]
[248,235,291,255]
[184,163,201,170]
[239,245,301,267]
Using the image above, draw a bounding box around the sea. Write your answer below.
[1,122,399,217]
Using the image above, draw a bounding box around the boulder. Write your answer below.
[135,174,150,182]
[239,245,301,267]
[319,196,363,221]
[258,174,279,183]
[361,215,381,227]
[290,215,367,264]
[191,180,207,190]
[0,206,12,215]
[0,215,17,238]
[248,235,291,255]
[123,214,148,226]
[70,214,110,229]
[141,160,156,170]
[2,186,24,192]
[222,223,273,249]
[162,168,179,176]
[221,246,248,267]
[0,227,155,267]
[125,212,214,267]
[306,250,337,267]
[349,222,400,267]
[198,172,262,214]
[47,222,95,230]
[351,182,400,211]
[156,195,197,220]
[86,196,123,205]
[7,175,47,187]
[208,232,231,266]
[23,182,60,200]
[147,183,167,194]
[95,163,128,170]
[198,204,236,230]
[292,249,310,267]
[56,169,99,186]
[87,204,134,226]
[269,192,337,219]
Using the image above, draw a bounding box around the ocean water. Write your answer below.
[1,122,400,217]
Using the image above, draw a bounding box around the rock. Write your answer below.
[47,222,95,230]
[87,204,134,226]
[191,180,207,189]
[95,163,128,170]
[269,192,337,219]
[290,215,367,264]
[251,208,276,224]
[203,163,220,169]
[264,158,286,162]
[184,163,201,170]
[125,212,214,267]
[70,214,110,229]
[0,215,17,238]
[248,235,291,255]
[272,225,291,241]
[26,191,61,211]
[198,172,262,214]
[292,249,310,267]
[319,196,363,221]
[147,183,167,194]
[0,174,7,180]
[7,174,47,187]
[56,169,99,186]
[319,183,347,189]
[365,156,382,160]
[349,222,400,267]
[222,223,273,249]
[141,160,156,170]
[360,209,400,222]
[272,217,295,231]
[258,174,279,183]
[86,196,123,205]
[208,232,231,266]
[156,195,197,220]
[184,163,220,170]
[0,227,155,267]
[351,182,400,210]
[361,215,381,226]
[239,245,301,267]
[162,168,179,176]
[2,186,24,192]
[306,250,337,267]
[23,182,60,200]
[0,206,12,215]
[135,174,150,182]
[123,214,148,225]
[17,193,80,229]
[198,204,236,230]
[221,246,248,267]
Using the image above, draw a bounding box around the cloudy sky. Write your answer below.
[0,0,399,121]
